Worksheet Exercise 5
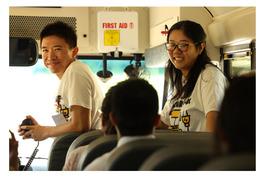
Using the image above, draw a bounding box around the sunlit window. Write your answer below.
[81,59,165,106]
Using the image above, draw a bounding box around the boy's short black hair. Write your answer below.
[40,21,77,49]
[111,78,159,136]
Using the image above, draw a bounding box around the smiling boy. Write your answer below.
[19,21,104,141]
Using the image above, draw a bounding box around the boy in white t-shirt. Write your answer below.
[18,21,104,141]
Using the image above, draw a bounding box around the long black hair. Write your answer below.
[166,20,214,100]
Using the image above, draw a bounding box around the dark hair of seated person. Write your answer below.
[101,85,117,135]
[215,73,255,155]
[111,78,159,136]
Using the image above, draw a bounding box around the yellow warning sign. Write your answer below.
[104,30,120,46]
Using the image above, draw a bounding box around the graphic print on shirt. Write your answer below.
[169,106,181,131]
[55,95,70,121]
[169,98,191,131]
[181,110,190,131]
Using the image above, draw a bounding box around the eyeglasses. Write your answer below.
[165,43,198,52]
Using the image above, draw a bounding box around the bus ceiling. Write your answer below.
[9,7,255,66]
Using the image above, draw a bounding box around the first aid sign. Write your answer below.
[97,11,138,53]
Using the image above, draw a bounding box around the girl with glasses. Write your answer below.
[158,20,229,132]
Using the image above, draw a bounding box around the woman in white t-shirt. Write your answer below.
[158,20,229,132]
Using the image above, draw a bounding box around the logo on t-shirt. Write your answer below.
[181,110,190,129]
[169,107,180,131]
[169,98,191,131]
[55,95,70,121]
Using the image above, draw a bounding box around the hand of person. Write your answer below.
[21,125,49,141]
[18,115,39,140]
[9,130,19,171]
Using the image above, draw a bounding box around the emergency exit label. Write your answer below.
[104,30,120,46]
[97,11,138,53]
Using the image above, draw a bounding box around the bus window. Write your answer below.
[81,59,165,108]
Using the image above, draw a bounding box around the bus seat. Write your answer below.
[155,129,177,133]
[105,132,214,171]
[156,131,215,148]
[155,131,214,140]
[199,152,255,171]
[105,139,166,170]
[66,130,103,159]
[47,132,83,171]
[77,134,117,170]
[139,146,212,170]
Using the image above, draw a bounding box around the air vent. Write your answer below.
[9,15,77,40]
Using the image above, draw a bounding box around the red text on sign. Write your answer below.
[102,23,117,29]
[103,23,132,29]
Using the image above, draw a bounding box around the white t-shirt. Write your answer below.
[63,145,87,171]
[55,60,104,130]
[160,64,229,132]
